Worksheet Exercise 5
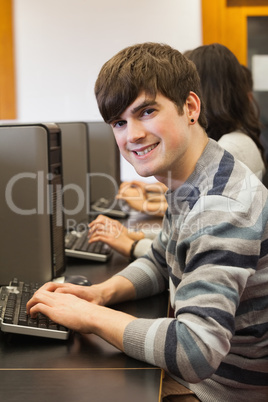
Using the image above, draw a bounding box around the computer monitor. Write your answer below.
[87,121,121,204]
[0,123,65,285]
[58,122,89,231]
[59,121,121,225]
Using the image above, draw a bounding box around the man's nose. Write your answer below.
[127,121,146,143]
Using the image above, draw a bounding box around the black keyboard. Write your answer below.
[91,197,130,218]
[65,230,112,261]
[0,279,69,340]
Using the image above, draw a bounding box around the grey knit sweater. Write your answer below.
[117,139,268,402]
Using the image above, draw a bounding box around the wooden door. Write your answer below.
[202,0,268,65]
[202,0,268,160]
[0,0,16,119]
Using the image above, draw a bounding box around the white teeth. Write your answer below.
[136,144,158,156]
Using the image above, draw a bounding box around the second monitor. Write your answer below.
[59,121,127,231]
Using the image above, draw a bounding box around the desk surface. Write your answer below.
[0,216,168,402]
[0,369,163,402]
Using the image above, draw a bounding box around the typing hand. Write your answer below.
[88,215,136,257]
[27,281,104,307]
[117,181,167,216]
[26,288,99,333]
[26,277,137,350]
[116,181,146,212]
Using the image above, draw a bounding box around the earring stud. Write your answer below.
[190,118,194,123]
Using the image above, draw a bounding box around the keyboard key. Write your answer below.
[28,318,38,327]
[65,232,77,249]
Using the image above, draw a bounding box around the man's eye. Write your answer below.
[113,120,126,128]
[143,108,155,116]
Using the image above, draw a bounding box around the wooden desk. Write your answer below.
[0,228,168,402]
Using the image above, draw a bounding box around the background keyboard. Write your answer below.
[65,229,112,261]
[0,279,69,340]
[91,197,129,218]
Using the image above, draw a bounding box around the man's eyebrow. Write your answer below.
[109,99,158,124]
[131,99,157,115]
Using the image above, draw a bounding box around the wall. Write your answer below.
[13,0,202,181]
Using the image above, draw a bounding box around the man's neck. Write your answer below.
[155,129,209,191]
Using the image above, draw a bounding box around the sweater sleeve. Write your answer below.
[133,238,153,258]
[116,212,170,299]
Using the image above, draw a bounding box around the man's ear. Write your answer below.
[185,91,201,124]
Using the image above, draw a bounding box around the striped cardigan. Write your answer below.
[118,139,268,402]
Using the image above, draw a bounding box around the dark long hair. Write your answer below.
[186,43,265,161]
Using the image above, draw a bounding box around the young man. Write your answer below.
[27,43,268,401]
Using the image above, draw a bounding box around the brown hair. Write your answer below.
[186,43,264,159]
[95,42,207,130]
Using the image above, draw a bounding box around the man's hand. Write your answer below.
[26,276,137,351]
[88,214,144,257]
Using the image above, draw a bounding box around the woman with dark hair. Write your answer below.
[186,43,266,180]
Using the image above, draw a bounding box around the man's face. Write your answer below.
[110,92,194,186]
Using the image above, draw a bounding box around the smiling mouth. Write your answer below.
[134,143,159,156]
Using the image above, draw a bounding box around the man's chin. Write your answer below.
[134,167,155,178]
